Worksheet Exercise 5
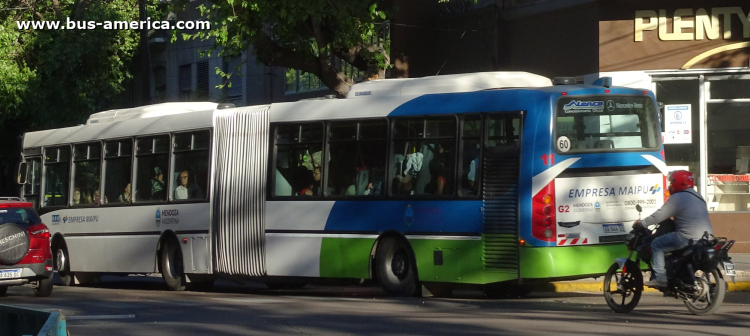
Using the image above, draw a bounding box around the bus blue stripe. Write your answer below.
[324,200,483,234]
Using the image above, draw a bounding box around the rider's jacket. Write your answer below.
[642,189,713,240]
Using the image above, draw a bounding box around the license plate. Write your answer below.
[724,262,736,276]
[0,269,21,279]
[603,223,625,233]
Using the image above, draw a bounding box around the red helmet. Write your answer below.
[668,170,694,194]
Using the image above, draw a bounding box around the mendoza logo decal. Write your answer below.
[404,204,414,226]
[563,100,604,113]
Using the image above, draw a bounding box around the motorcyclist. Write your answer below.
[634,170,713,288]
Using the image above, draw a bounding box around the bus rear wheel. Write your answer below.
[376,237,418,297]
[56,244,74,286]
[161,239,186,291]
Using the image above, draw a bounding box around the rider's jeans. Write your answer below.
[651,232,690,283]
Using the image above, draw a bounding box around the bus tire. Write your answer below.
[375,236,419,297]
[161,239,186,291]
[55,244,74,286]
[33,277,54,297]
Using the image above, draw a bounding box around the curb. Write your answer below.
[548,281,750,293]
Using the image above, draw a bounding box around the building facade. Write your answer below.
[392,0,750,251]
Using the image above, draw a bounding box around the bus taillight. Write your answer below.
[663,174,669,202]
[532,181,556,243]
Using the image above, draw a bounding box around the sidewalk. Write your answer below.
[547,253,750,293]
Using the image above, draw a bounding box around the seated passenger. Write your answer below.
[72,187,83,205]
[118,183,132,203]
[151,166,166,200]
[174,170,204,200]
[429,143,452,195]
[300,167,321,196]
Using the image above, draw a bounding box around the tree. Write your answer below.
[0,0,158,195]
[179,0,393,97]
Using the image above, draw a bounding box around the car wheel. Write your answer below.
[161,239,186,291]
[56,244,74,286]
[33,277,54,297]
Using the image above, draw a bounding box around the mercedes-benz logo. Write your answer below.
[606,100,615,112]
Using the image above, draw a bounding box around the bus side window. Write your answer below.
[135,135,170,202]
[72,142,101,206]
[460,114,481,197]
[172,131,209,201]
[43,146,70,207]
[326,119,387,197]
[391,117,456,197]
[104,140,132,204]
[273,123,323,197]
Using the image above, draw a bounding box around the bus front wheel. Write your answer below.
[56,244,74,286]
[375,237,419,297]
[161,239,186,291]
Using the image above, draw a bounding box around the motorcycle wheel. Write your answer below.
[603,262,643,313]
[684,267,726,316]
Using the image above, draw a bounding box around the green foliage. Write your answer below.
[0,0,163,129]
[174,0,393,96]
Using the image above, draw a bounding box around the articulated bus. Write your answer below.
[18,72,668,295]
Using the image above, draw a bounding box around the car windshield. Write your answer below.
[0,207,42,227]
[555,95,660,153]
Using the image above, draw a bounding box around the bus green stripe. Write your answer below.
[519,244,629,279]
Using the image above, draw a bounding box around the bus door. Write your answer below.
[19,149,42,209]
[481,112,523,273]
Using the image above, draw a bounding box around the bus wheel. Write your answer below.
[56,244,74,286]
[161,239,186,291]
[376,237,418,297]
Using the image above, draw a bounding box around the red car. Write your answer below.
[0,198,53,297]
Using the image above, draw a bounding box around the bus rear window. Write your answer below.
[554,96,660,153]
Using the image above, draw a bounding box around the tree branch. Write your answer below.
[51,0,62,21]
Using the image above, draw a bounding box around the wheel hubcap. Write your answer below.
[56,249,66,272]
[391,250,407,277]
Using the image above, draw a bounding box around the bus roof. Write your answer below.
[21,72,652,149]
[345,71,552,98]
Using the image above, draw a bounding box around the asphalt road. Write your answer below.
[3,276,750,336]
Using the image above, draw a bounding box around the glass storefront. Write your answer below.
[706,77,750,212]
[655,74,750,212]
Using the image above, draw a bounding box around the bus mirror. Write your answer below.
[17,162,28,184]
[592,77,612,88]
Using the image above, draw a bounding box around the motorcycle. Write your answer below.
[603,204,736,315]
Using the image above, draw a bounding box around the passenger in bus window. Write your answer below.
[429,143,452,195]
[92,189,107,204]
[72,187,83,205]
[118,183,131,203]
[174,170,204,200]
[150,166,166,200]
[300,167,321,196]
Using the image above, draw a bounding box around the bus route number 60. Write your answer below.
[557,136,570,152]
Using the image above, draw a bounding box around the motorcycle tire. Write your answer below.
[683,266,726,316]
[603,262,643,313]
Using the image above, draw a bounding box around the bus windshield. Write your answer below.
[554,96,660,153]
